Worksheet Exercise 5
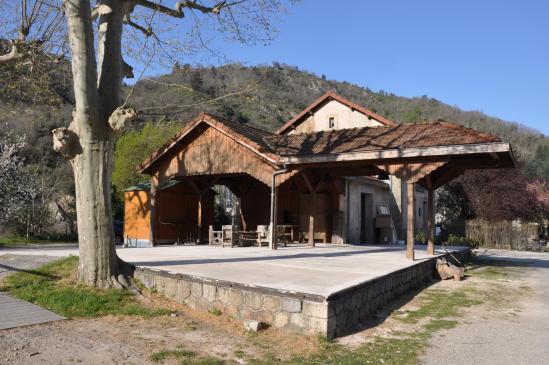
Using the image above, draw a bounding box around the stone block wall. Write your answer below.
[133,268,330,335]
[134,249,471,338]
[325,249,471,337]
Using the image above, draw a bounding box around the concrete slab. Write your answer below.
[117,244,466,297]
[0,292,65,330]
[0,244,467,297]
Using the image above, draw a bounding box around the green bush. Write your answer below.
[447,234,479,249]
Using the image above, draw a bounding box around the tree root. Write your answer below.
[104,258,142,294]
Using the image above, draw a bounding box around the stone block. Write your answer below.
[175,280,191,302]
[239,308,254,321]
[302,301,328,319]
[191,282,203,298]
[216,287,231,303]
[307,316,328,334]
[289,313,306,328]
[254,309,274,323]
[244,292,263,310]
[263,295,281,313]
[281,298,302,313]
[202,284,217,302]
[273,312,290,328]
[163,278,177,298]
[229,289,243,306]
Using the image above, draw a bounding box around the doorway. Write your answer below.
[360,193,374,243]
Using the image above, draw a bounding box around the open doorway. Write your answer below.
[212,185,239,230]
[360,193,374,243]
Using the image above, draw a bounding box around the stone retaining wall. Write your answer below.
[324,249,471,337]
[134,249,471,338]
[134,268,330,334]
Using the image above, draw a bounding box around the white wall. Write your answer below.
[344,177,393,244]
[289,100,384,134]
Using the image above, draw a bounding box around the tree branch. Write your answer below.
[133,0,241,18]
[0,42,24,62]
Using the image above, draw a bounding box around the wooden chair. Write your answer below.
[209,225,222,246]
[222,225,236,247]
[257,225,270,247]
[238,231,258,247]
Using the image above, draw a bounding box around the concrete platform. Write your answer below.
[119,244,466,297]
[1,243,470,337]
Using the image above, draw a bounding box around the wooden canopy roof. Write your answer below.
[140,112,515,190]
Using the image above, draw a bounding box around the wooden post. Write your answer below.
[197,194,202,243]
[427,180,435,255]
[309,190,316,247]
[406,181,415,260]
[149,177,158,246]
[301,171,317,248]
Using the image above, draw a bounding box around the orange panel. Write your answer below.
[124,191,151,239]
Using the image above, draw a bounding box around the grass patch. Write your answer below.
[150,348,226,364]
[209,308,223,316]
[0,256,170,318]
[395,288,482,324]
[0,234,75,247]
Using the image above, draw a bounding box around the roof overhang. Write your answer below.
[279,142,515,167]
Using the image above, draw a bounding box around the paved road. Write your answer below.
[0,254,65,329]
[422,250,549,365]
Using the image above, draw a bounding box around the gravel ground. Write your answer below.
[0,253,318,365]
[421,250,549,365]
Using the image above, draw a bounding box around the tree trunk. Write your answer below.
[58,0,133,288]
[73,134,120,287]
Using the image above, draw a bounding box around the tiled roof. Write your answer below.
[140,110,504,175]
[264,120,501,157]
[276,91,397,134]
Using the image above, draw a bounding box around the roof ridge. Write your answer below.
[203,112,276,136]
[276,91,396,134]
[435,118,501,143]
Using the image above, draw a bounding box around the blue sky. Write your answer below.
[190,0,548,135]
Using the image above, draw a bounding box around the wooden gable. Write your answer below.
[153,123,279,187]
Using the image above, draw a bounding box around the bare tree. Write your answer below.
[0,0,288,288]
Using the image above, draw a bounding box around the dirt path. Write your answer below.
[421,250,549,365]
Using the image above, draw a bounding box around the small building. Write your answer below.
[126,91,515,259]
[123,181,215,246]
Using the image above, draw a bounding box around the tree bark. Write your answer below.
[61,0,132,288]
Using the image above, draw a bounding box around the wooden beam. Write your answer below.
[280,142,512,165]
[377,161,447,184]
[406,180,415,260]
[426,177,435,255]
[309,190,316,248]
[300,171,320,248]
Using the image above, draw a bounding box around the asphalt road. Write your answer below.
[422,250,549,365]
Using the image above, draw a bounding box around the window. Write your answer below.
[328,116,336,129]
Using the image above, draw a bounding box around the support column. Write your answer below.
[149,177,158,246]
[309,190,316,248]
[427,184,435,255]
[197,194,202,243]
[406,181,415,260]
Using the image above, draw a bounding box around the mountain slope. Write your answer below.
[128,63,547,172]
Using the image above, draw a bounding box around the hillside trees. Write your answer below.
[113,121,181,198]
[0,0,289,288]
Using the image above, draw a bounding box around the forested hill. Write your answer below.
[128,63,548,177]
